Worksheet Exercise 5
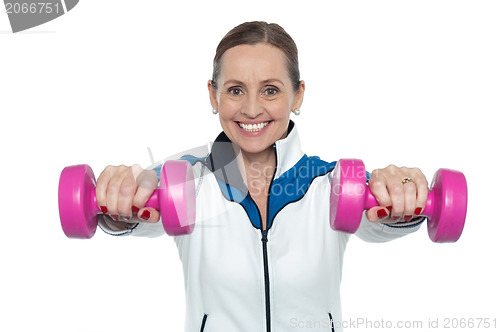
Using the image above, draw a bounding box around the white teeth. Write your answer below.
[238,122,270,132]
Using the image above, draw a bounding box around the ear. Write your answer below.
[208,80,219,110]
[292,80,306,111]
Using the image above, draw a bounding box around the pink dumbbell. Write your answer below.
[329,159,468,243]
[58,161,196,239]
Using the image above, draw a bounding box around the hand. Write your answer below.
[95,164,161,226]
[366,165,428,223]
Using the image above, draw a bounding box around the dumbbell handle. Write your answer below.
[364,186,435,218]
[87,189,162,216]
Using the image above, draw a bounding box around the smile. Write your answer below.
[237,121,270,132]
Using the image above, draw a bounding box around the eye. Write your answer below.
[228,87,243,96]
[264,87,279,96]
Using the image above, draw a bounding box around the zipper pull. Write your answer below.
[261,229,268,242]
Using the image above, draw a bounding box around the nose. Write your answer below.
[240,94,264,118]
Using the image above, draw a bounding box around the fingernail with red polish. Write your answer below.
[377,208,388,219]
[392,216,401,221]
[404,215,413,222]
[386,206,392,213]
[100,206,108,214]
[111,215,119,221]
[140,210,150,221]
[414,207,423,215]
[132,206,140,214]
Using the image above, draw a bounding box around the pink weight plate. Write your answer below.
[59,165,100,239]
[159,160,196,236]
[426,169,468,243]
[330,159,367,233]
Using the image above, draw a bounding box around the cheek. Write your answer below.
[268,99,292,118]
[218,98,241,119]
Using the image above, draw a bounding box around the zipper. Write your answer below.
[261,143,277,332]
[261,229,271,332]
[245,192,270,331]
[244,143,277,332]
[200,313,208,332]
[328,313,335,332]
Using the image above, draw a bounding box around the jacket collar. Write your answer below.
[273,120,304,179]
[206,120,304,192]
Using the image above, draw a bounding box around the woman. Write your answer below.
[96,21,428,332]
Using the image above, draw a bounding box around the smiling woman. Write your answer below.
[93,21,440,332]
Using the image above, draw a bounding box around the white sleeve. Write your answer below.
[98,215,166,238]
[354,214,425,243]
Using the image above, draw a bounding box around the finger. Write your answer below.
[132,168,158,210]
[95,166,115,215]
[365,206,391,223]
[368,169,392,208]
[413,172,429,216]
[403,181,417,222]
[106,165,130,220]
[117,170,139,221]
[386,177,405,222]
[137,207,160,223]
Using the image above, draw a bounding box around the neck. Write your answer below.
[242,146,275,166]
[233,145,276,187]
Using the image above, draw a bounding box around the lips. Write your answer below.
[237,121,270,132]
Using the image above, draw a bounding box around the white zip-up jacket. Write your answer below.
[99,121,424,332]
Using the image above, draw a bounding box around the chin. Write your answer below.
[236,143,265,154]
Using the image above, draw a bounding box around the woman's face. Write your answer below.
[209,43,305,156]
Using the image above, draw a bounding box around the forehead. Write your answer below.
[219,43,288,82]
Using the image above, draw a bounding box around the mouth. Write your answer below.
[236,121,271,132]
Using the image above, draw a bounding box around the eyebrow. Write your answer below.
[223,79,285,87]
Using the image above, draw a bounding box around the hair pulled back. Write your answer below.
[212,21,301,91]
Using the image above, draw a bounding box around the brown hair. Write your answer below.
[211,21,301,91]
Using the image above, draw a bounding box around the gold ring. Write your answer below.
[402,177,413,184]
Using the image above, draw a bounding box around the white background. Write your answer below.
[1,0,499,331]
